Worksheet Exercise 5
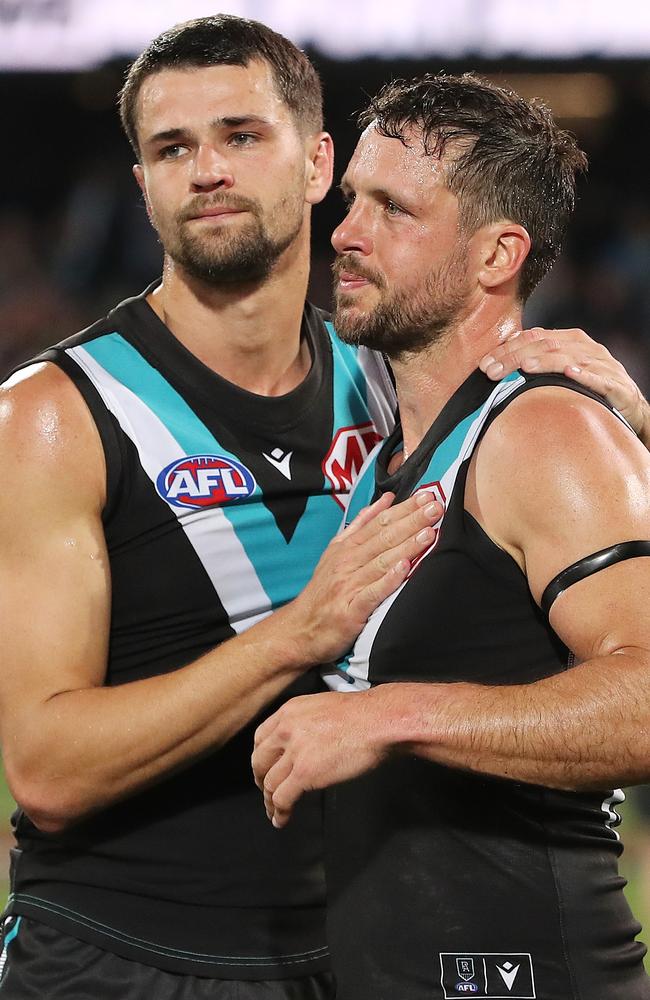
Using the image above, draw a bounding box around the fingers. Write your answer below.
[561,363,628,412]
[343,491,395,536]
[347,491,443,567]
[480,327,608,381]
[261,753,294,822]
[252,706,308,829]
[266,774,303,828]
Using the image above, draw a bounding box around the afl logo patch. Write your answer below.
[156,455,257,509]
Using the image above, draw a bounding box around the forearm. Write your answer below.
[369,652,650,791]
[3,489,441,830]
[6,606,308,830]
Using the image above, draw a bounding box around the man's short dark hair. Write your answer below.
[119,14,323,157]
[358,73,588,301]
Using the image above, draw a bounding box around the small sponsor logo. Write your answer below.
[157,454,256,509]
[440,953,536,999]
[262,447,293,480]
[455,957,478,993]
[323,422,383,508]
[496,961,520,992]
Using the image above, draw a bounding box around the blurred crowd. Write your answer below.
[2,61,650,392]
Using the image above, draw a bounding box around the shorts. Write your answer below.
[0,916,336,999]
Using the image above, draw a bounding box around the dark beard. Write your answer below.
[173,214,301,286]
[332,250,468,360]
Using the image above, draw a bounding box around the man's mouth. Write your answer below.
[337,270,372,291]
[190,207,245,221]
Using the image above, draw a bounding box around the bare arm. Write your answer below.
[479,325,650,448]
[0,364,441,833]
[253,388,650,825]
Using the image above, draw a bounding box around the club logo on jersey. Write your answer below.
[457,958,476,982]
[408,481,446,575]
[156,455,257,509]
[440,953,536,998]
[323,422,383,508]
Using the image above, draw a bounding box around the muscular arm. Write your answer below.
[0,364,440,833]
[254,388,650,825]
[361,389,650,789]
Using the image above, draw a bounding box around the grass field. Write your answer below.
[0,767,648,966]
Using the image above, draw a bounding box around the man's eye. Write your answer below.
[229,133,258,147]
[159,144,187,160]
[385,200,404,217]
[342,192,356,211]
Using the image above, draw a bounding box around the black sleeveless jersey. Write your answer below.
[324,370,650,1000]
[6,284,396,979]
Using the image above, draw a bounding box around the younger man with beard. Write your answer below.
[253,74,650,999]
[0,17,444,999]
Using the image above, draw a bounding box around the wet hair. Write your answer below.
[358,72,588,300]
[119,14,323,157]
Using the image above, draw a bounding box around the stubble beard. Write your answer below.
[159,191,305,287]
[333,245,470,360]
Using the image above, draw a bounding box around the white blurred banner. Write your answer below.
[2,0,650,68]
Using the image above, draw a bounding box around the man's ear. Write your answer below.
[133,164,153,221]
[476,222,531,292]
[304,132,335,206]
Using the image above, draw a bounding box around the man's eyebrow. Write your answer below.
[145,116,273,147]
[338,179,403,204]
[146,127,188,147]
[217,115,273,128]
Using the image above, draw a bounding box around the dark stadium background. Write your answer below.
[1,42,650,954]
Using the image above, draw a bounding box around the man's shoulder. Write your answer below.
[0,360,105,511]
[484,378,633,466]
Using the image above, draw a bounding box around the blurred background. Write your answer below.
[1,0,650,952]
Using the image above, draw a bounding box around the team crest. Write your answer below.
[323,422,383,508]
[156,454,257,509]
[408,482,446,574]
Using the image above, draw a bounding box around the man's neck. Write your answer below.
[392,297,523,460]
[147,235,312,397]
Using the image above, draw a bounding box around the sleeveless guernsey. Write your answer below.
[7,283,396,979]
[325,369,649,1000]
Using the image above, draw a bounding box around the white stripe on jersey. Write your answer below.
[325,374,526,692]
[69,345,273,634]
[357,347,397,439]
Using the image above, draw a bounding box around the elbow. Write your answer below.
[6,766,89,835]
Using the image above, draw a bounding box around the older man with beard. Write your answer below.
[253,73,650,1000]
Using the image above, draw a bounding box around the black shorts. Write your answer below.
[0,917,336,999]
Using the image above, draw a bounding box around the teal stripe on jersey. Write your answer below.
[416,370,523,487]
[82,333,341,606]
[326,322,371,427]
[344,455,379,525]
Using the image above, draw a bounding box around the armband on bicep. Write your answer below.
[540,541,650,616]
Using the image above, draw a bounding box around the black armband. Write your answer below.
[540,540,650,616]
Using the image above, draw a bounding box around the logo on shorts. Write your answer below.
[323,422,383,508]
[439,953,536,998]
[157,455,256,509]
